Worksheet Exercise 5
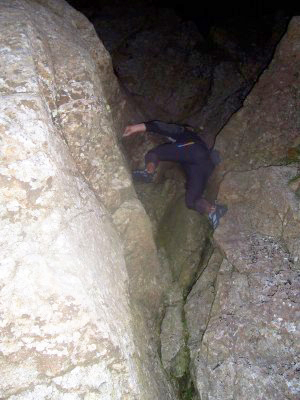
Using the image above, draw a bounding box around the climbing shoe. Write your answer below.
[208,204,228,230]
[132,169,154,183]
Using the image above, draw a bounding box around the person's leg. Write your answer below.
[145,142,212,172]
[185,165,227,227]
[184,164,213,214]
[148,146,215,214]
[133,143,179,182]
[145,143,180,170]
[184,155,215,212]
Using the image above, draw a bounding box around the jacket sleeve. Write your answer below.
[144,120,185,140]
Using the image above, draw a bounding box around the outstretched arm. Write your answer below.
[123,123,146,137]
[123,121,183,139]
[144,120,184,140]
[123,120,199,143]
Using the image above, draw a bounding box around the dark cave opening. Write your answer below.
[64,0,297,165]
[67,0,296,37]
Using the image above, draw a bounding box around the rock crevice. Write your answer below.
[134,15,299,400]
[1,1,299,399]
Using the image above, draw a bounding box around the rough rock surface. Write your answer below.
[0,0,177,398]
[215,17,300,171]
[185,249,223,354]
[87,1,290,145]
[157,196,211,292]
[133,164,186,235]
[0,94,138,399]
[186,17,300,400]
[191,166,300,400]
[160,285,187,378]
[2,1,299,399]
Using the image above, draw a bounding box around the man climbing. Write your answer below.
[123,120,227,229]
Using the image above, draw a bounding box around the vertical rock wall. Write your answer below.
[186,17,300,400]
[0,0,177,398]
[0,92,138,399]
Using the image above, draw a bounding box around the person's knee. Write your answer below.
[194,198,209,214]
[185,194,196,210]
[185,194,208,214]
[145,151,158,167]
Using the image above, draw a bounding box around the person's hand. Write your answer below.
[123,123,146,137]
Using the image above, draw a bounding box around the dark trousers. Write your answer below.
[145,143,214,214]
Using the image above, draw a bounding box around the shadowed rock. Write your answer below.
[189,17,300,400]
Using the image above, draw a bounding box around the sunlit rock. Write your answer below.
[0,0,178,398]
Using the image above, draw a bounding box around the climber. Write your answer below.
[123,120,227,229]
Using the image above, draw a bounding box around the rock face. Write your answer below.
[87,0,290,145]
[157,197,211,292]
[215,17,300,171]
[0,0,177,398]
[185,249,223,353]
[0,93,137,398]
[1,1,299,399]
[160,284,187,379]
[114,12,299,400]
[186,17,300,400]
[191,167,300,400]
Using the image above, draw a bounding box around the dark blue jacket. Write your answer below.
[145,120,208,148]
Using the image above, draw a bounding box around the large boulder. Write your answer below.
[192,166,300,400]
[188,17,300,400]
[0,89,139,399]
[0,0,177,398]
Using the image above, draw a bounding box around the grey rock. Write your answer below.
[215,17,300,172]
[185,249,223,354]
[160,283,189,379]
[157,196,211,293]
[0,0,178,398]
[194,243,299,400]
[186,17,300,400]
[161,301,188,378]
